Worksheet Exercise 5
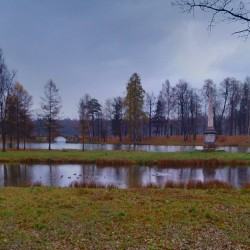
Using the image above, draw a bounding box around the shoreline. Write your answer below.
[0,149,250,166]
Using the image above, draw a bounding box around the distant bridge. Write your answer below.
[54,135,79,143]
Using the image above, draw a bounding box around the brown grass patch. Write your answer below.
[186,180,233,189]
[32,181,44,187]
[157,158,249,167]
[69,180,117,189]
[243,182,250,189]
[143,183,159,188]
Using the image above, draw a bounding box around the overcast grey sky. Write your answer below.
[1,0,250,118]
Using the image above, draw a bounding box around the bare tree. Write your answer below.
[217,77,231,134]
[173,80,191,141]
[41,80,62,150]
[0,49,15,152]
[172,0,250,39]
[145,92,156,137]
[227,78,241,135]
[160,80,174,136]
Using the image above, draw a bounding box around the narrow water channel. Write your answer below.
[7,142,250,153]
[0,164,249,188]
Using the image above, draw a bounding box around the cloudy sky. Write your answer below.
[1,0,250,118]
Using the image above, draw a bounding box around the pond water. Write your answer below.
[0,164,249,188]
[8,141,250,153]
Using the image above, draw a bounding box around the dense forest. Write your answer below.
[1,49,250,150]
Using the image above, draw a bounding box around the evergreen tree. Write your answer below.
[124,73,145,142]
[112,97,123,141]
[153,98,165,136]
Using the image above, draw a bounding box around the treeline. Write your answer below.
[75,74,250,146]
[1,49,250,151]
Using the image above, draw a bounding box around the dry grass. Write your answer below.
[243,182,250,189]
[69,180,117,189]
[96,158,134,166]
[103,135,250,147]
[157,158,249,167]
[0,187,249,249]
[143,180,233,189]
[186,180,233,189]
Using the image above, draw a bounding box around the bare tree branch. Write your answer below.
[172,0,250,39]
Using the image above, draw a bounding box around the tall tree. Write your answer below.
[112,97,124,141]
[238,80,250,134]
[87,98,102,140]
[7,82,33,149]
[172,0,250,39]
[145,92,156,137]
[0,49,15,152]
[189,88,201,140]
[41,80,62,150]
[173,80,190,141]
[103,98,114,139]
[124,73,145,142]
[78,95,89,150]
[216,77,231,134]
[227,78,240,135]
[153,97,165,136]
[160,80,174,136]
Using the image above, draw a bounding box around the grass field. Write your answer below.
[0,187,249,249]
[1,149,250,166]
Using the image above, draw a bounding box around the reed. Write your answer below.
[164,180,180,188]
[157,158,249,167]
[32,181,44,187]
[143,183,159,188]
[96,158,134,166]
[243,182,250,189]
[69,180,117,189]
[20,181,32,187]
[145,180,235,189]
[186,180,205,189]
[186,180,233,189]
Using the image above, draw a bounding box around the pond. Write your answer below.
[0,164,249,188]
[7,141,250,153]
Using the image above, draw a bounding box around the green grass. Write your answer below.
[0,187,249,249]
[1,149,250,166]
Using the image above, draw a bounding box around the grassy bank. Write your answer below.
[1,149,250,166]
[0,187,249,249]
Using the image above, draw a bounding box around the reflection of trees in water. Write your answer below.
[127,166,145,188]
[1,164,250,188]
[3,165,8,186]
[203,168,216,181]
[241,168,250,185]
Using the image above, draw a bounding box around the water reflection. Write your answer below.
[7,142,250,153]
[0,164,249,188]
